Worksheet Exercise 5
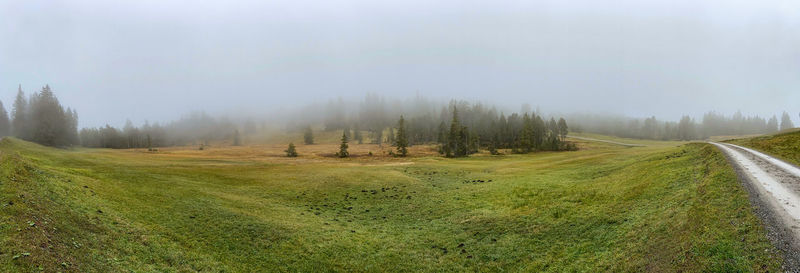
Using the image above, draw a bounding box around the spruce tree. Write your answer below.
[285,142,298,157]
[304,126,314,144]
[456,126,468,156]
[557,118,568,141]
[0,100,9,137]
[446,107,462,157]
[520,113,533,153]
[337,131,349,158]
[395,115,408,157]
[488,133,500,155]
[11,85,27,139]
[28,85,74,147]
[781,111,795,131]
[468,130,479,154]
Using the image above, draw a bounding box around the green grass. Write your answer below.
[0,137,781,272]
[727,129,800,166]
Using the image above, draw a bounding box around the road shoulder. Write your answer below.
[713,143,800,271]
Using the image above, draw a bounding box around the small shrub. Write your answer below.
[285,143,298,157]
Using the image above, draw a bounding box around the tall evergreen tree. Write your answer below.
[767,115,779,133]
[64,108,79,145]
[445,107,462,157]
[304,126,314,144]
[557,118,568,141]
[532,115,545,149]
[519,113,533,153]
[781,111,795,131]
[0,100,9,137]
[11,85,27,139]
[337,131,349,158]
[28,85,76,147]
[468,129,479,154]
[456,125,468,156]
[395,115,408,157]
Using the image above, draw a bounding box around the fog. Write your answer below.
[1,0,798,128]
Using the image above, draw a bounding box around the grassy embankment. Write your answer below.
[727,129,800,166]
[0,135,782,272]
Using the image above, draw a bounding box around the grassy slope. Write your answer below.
[727,130,800,166]
[0,137,781,272]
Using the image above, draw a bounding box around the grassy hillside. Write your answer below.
[727,130,800,166]
[0,137,781,272]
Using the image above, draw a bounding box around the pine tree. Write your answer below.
[395,115,408,157]
[304,126,314,144]
[488,133,500,155]
[0,100,9,137]
[446,107,463,157]
[337,131,349,158]
[468,130,479,154]
[558,118,568,141]
[781,111,795,131]
[11,85,27,139]
[28,85,73,147]
[547,118,559,150]
[285,142,298,157]
[456,126,468,156]
[520,113,533,153]
[767,115,779,132]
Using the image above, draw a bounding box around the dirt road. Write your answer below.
[712,142,800,269]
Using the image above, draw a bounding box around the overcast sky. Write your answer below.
[1,0,798,127]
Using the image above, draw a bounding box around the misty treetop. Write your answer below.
[79,112,241,149]
[6,85,79,147]
[567,110,798,141]
[10,90,794,150]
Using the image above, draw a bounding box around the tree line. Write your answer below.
[1,89,795,149]
[0,85,79,147]
[294,104,574,158]
[567,111,797,141]
[79,112,241,149]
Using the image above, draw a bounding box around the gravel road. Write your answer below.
[712,142,800,271]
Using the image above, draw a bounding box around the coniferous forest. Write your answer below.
[0,89,795,157]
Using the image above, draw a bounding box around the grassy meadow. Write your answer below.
[0,135,783,272]
[727,129,800,166]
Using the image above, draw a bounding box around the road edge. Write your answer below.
[711,143,800,271]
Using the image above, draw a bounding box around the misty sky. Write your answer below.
[1,0,798,128]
